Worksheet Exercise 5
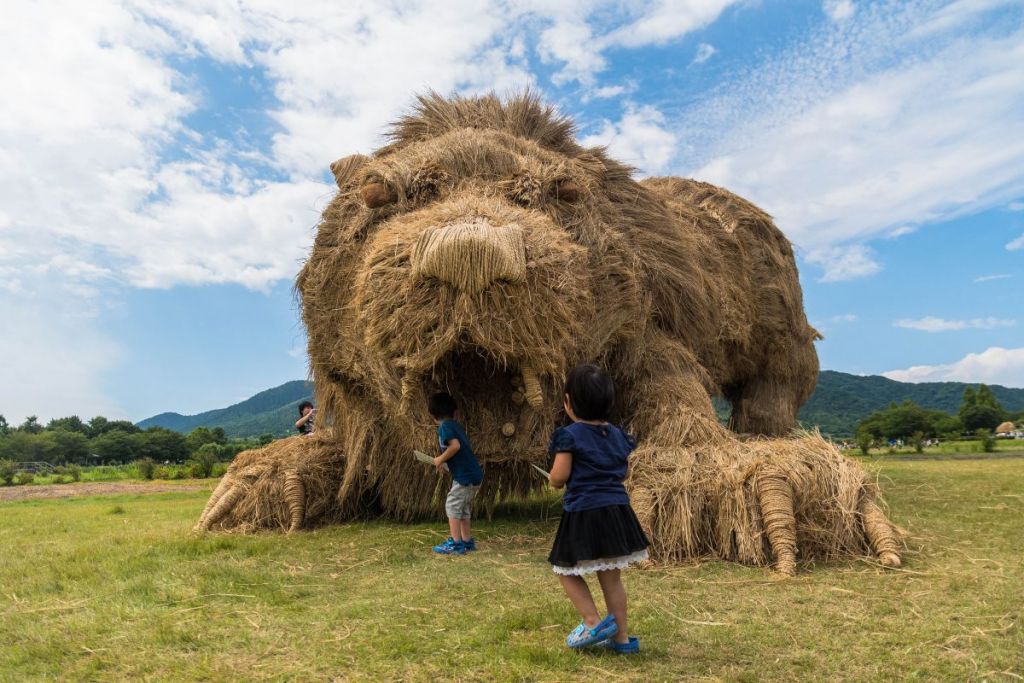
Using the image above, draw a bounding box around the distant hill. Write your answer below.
[137,381,313,438]
[796,371,1024,436]
[137,372,1024,439]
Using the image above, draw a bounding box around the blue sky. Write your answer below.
[1,0,1022,423]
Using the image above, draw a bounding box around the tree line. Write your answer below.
[0,414,275,466]
[856,384,1020,442]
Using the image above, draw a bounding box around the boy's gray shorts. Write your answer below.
[446,482,480,519]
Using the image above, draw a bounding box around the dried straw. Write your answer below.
[196,92,902,573]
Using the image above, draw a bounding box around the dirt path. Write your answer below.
[0,481,207,502]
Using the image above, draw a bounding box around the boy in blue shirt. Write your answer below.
[428,393,484,555]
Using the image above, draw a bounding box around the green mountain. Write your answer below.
[137,372,1024,439]
[796,371,1024,436]
[137,381,313,438]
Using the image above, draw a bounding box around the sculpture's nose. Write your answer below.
[411,218,527,293]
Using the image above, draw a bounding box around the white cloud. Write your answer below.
[823,1,855,21]
[1007,233,1024,251]
[592,85,628,98]
[804,245,881,282]
[536,0,739,85]
[4,1,734,419]
[886,225,916,239]
[974,273,1012,283]
[1009,201,1024,211]
[830,313,859,323]
[893,316,1016,332]
[581,104,678,174]
[686,1,1024,256]
[693,42,717,64]
[883,347,1024,387]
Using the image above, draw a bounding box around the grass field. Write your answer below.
[1,458,1021,682]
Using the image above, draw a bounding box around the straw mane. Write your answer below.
[195,93,902,575]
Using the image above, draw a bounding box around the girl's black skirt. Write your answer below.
[548,504,650,572]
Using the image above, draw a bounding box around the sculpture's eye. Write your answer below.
[409,167,451,204]
[552,180,580,203]
[361,181,397,209]
[506,173,544,208]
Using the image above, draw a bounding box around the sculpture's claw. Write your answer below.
[193,434,346,533]
[627,432,903,574]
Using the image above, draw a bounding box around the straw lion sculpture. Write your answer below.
[196,93,902,575]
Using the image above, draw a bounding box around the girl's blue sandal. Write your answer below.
[602,636,640,654]
[566,614,617,649]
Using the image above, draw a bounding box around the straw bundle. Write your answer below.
[196,92,902,573]
[193,434,346,533]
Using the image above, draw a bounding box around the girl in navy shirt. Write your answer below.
[547,364,648,653]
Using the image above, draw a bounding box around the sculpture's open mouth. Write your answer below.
[413,347,557,458]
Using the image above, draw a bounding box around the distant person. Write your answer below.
[428,392,483,556]
[547,364,648,654]
[295,401,316,435]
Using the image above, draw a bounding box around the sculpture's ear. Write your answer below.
[575,151,608,180]
[330,154,370,188]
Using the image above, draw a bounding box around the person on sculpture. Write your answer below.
[295,401,316,435]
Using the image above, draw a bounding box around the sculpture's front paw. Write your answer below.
[193,434,346,533]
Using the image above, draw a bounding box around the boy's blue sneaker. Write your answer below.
[432,538,466,555]
[566,614,617,649]
[463,538,477,552]
[602,636,640,654]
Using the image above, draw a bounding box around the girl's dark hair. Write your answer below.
[564,364,614,421]
[298,400,314,415]
[428,392,457,419]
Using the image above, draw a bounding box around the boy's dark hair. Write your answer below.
[428,392,457,419]
[564,364,614,421]
[298,400,314,415]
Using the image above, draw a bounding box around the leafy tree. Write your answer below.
[857,400,955,439]
[258,433,274,446]
[0,415,9,437]
[132,428,190,463]
[0,431,59,463]
[911,431,925,454]
[960,386,977,411]
[976,428,996,453]
[48,430,90,464]
[857,432,872,455]
[19,416,43,434]
[185,427,223,454]
[932,413,962,436]
[87,416,109,437]
[86,416,139,438]
[187,444,220,478]
[958,384,1004,431]
[91,430,136,464]
[107,420,141,434]
[960,405,1003,432]
[136,458,156,480]
[0,459,15,485]
[976,384,1004,413]
[46,416,89,434]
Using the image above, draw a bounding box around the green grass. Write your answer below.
[1,459,1021,682]
[848,438,1023,457]
[9,463,222,486]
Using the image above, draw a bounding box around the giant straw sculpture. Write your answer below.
[195,93,902,575]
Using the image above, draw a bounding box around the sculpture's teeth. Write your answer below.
[521,365,544,409]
